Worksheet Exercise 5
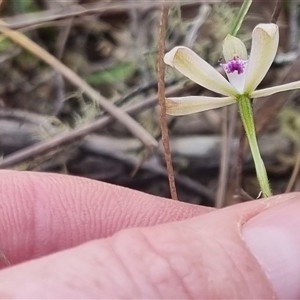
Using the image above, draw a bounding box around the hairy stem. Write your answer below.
[238,95,272,197]
[157,5,178,200]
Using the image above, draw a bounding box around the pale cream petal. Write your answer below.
[222,34,248,61]
[244,23,279,93]
[164,46,238,97]
[165,96,236,116]
[251,81,300,98]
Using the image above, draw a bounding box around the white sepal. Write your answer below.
[164,46,238,97]
[244,23,279,93]
[251,80,300,98]
[166,96,236,115]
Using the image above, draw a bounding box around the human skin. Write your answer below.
[0,170,299,299]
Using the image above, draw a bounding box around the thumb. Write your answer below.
[0,193,299,299]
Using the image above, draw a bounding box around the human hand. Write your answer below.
[0,171,299,299]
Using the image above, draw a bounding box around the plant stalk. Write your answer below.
[238,95,272,197]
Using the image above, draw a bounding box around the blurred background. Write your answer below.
[0,0,299,207]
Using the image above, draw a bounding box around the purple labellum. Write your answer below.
[222,56,246,75]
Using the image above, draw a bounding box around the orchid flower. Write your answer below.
[164,23,300,115]
[164,23,300,197]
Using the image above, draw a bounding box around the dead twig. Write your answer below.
[184,4,211,48]
[216,107,229,207]
[3,1,216,30]
[157,5,177,200]
[0,21,158,150]
[0,84,187,169]
[114,79,175,107]
[80,135,215,203]
[285,150,300,193]
[271,0,283,24]
[52,17,74,116]
[235,125,248,198]
[216,105,237,207]
[288,0,299,51]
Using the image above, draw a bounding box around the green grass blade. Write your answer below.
[230,0,252,36]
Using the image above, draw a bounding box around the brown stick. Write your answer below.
[157,5,178,200]
[216,107,229,207]
[271,0,283,24]
[235,128,246,197]
[216,105,237,207]
[285,151,300,193]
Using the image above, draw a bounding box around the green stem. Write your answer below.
[238,95,272,197]
[230,0,253,36]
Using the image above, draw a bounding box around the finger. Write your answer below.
[0,171,213,265]
[0,193,298,299]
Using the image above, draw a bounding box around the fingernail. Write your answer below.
[242,200,300,299]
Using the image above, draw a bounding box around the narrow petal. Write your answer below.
[251,80,300,98]
[164,46,238,97]
[222,34,248,61]
[165,96,236,116]
[244,23,279,93]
